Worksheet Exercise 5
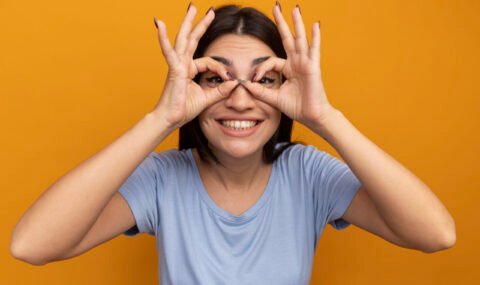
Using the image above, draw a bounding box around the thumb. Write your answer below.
[241,81,279,108]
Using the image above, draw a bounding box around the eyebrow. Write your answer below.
[210,56,270,67]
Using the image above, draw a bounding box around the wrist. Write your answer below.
[144,110,177,135]
[309,106,345,142]
[305,104,341,130]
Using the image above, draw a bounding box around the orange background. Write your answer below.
[1,0,478,284]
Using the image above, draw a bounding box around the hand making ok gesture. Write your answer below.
[152,4,237,130]
[242,3,336,129]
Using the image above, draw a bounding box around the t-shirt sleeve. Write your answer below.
[118,152,161,237]
[302,145,362,231]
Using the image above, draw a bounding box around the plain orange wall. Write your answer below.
[2,0,478,284]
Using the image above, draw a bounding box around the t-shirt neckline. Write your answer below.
[187,148,276,223]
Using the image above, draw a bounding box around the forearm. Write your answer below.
[10,111,173,264]
[311,107,456,250]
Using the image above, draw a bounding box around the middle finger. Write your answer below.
[174,3,198,54]
[185,7,216,57]
[292,5,308,54]
[273,3,295,56]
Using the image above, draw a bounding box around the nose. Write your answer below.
[224,81,256,111]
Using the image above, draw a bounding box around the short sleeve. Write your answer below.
[118,152,160,237]
[303,145,362,231]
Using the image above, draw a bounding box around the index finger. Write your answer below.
[185,7,216,57]
[174,3,198,54]
[273,3,295,56]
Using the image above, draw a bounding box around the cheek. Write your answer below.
[267,106,282,121]
[198,114,216,138]
[272,111,282,130]
[198,117,209,133]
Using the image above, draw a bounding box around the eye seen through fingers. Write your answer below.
[200,72,280,88]
[204,75,224,87]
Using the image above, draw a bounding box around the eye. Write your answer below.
[257,76,275,85]
[204,75,224,87]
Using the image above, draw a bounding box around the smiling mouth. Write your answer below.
[215,119,264,131]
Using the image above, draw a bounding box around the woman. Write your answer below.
[11,2,456,284]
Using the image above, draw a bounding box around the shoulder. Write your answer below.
[275,142,327,164]
[275,143,344,177]
[144,148,193,173]
[151,148,191,163]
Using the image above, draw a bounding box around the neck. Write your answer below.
[193,148,270,194]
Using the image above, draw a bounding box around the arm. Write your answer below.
[10,112,174,265]
[312,107,456,253]
[10,4,235,265]
[242,4,456,253]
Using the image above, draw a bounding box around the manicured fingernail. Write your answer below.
[153,17,158,29]
[276,1,282,12]
[187,2,192,12]
[296,4,301,15]
[227,72,234,80]
[206,6,214,15]
[251,73,257,81]
[238,79,246,84]
[318,20,321,28]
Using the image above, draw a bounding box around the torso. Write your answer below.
[204,184,269,216]
[193,149,273,217]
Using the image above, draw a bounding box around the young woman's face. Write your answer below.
[198,34,282,161]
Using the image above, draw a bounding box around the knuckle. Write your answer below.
[186,35,195,44]
[189,35,199,45]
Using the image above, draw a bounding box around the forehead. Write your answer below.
[203,34,276,60]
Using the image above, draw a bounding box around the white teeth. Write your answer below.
[221,120,257,130]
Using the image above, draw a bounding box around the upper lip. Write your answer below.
[216,117,264,121]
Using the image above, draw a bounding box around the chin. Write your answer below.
[212,140,264,160]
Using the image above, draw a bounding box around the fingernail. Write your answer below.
[238,79,246,84]
[206,6,214,15]
[296,4,301,15]
[227,72,234,80]
[251,73,257,81]
[318,20,321,28]
[153,17,158,29]
[276,1,282,12]
[187,2,192,12]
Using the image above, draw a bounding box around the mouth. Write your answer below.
[215,119,263,129]
[214,119,264,137]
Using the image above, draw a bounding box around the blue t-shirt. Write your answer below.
[118,143,362,285]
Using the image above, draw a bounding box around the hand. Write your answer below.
[242,4,337,129]
[151,4,237,129]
